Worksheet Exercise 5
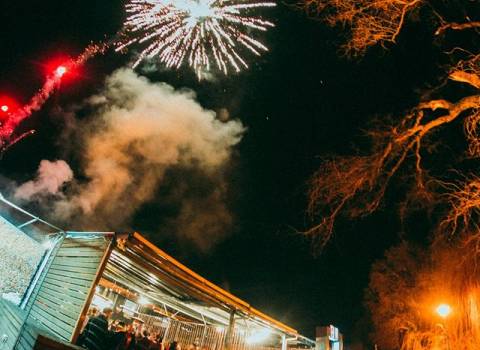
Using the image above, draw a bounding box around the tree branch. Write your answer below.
[307,94,480,247]
[435,21,480,36]
[449,71,480,90]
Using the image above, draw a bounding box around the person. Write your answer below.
[110,319,121,331]
[154,336,164,350]
[135,330,152,350]
[77,307,99,345]
[121,324,137,350]
[168,341,178,350]
[147,333,159,350]
[112,306,127,323]
[111,321,128,350]
[79,307,113,350]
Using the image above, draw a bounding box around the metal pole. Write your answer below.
[281,334,287,350]
[224,310,236,350]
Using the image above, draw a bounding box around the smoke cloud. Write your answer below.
[14,160,73,201]
[16,69,244,250]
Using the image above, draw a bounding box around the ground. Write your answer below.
[0,216,45,304]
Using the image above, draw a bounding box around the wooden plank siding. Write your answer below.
[24,238,64,313]
[0,299,26,350]
[22,235,112,344]
[15,322,82,350]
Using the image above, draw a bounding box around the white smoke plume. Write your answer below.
[48,69,245,248]
[14,160,73,201]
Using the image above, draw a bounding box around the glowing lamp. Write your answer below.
[436,304,452,318]
[55,66,67,77]
[1,105,8,113]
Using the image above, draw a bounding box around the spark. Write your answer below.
[117,0,276,79]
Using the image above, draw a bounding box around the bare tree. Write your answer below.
[301,0,423,55]
[301,1,480,348]
[299,0,480,56]
[305,1,480,249]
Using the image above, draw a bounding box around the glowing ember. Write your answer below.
[117,0,276,79]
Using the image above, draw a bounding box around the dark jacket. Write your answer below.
[112,331,127,350]
[80,314,112,350]
[135,336,152,350]
[115,332,137,350]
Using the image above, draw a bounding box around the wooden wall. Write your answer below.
[23,235,112,344]
[0,299,26,350]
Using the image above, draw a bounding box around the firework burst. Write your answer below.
[117,0,276,78]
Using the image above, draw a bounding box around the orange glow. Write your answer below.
[436,303,452,318]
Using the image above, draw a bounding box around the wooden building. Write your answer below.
[0,196,315,350]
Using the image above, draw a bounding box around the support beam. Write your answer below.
[282,334,287,350]
[224,310,236,350]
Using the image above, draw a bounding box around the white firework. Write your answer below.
[117,0,276,78]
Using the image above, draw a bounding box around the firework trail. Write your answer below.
[117,0,276,79]
[0,43,106,153]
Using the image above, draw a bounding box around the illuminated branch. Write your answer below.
[300,0,423,55]
[435,21,480,36]
[450,54,480,90]
[440,178,480,235]
[307,94,480,248]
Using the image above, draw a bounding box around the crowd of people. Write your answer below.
[77,307,187,350]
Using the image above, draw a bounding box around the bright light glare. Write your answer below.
[436,304,452,318]
[246,328,272,344]
[138,296,150,305]
[1,105,8,112]
[55,66,67,77]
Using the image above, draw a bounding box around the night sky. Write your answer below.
[0,0,440,343]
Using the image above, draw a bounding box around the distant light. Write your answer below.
[138,296,150,305]
[436,304,452,318]
[55,66,67,77]
[1,105,8,112]
[246,328,272,344]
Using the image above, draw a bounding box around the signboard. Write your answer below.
[329,325,339,342]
